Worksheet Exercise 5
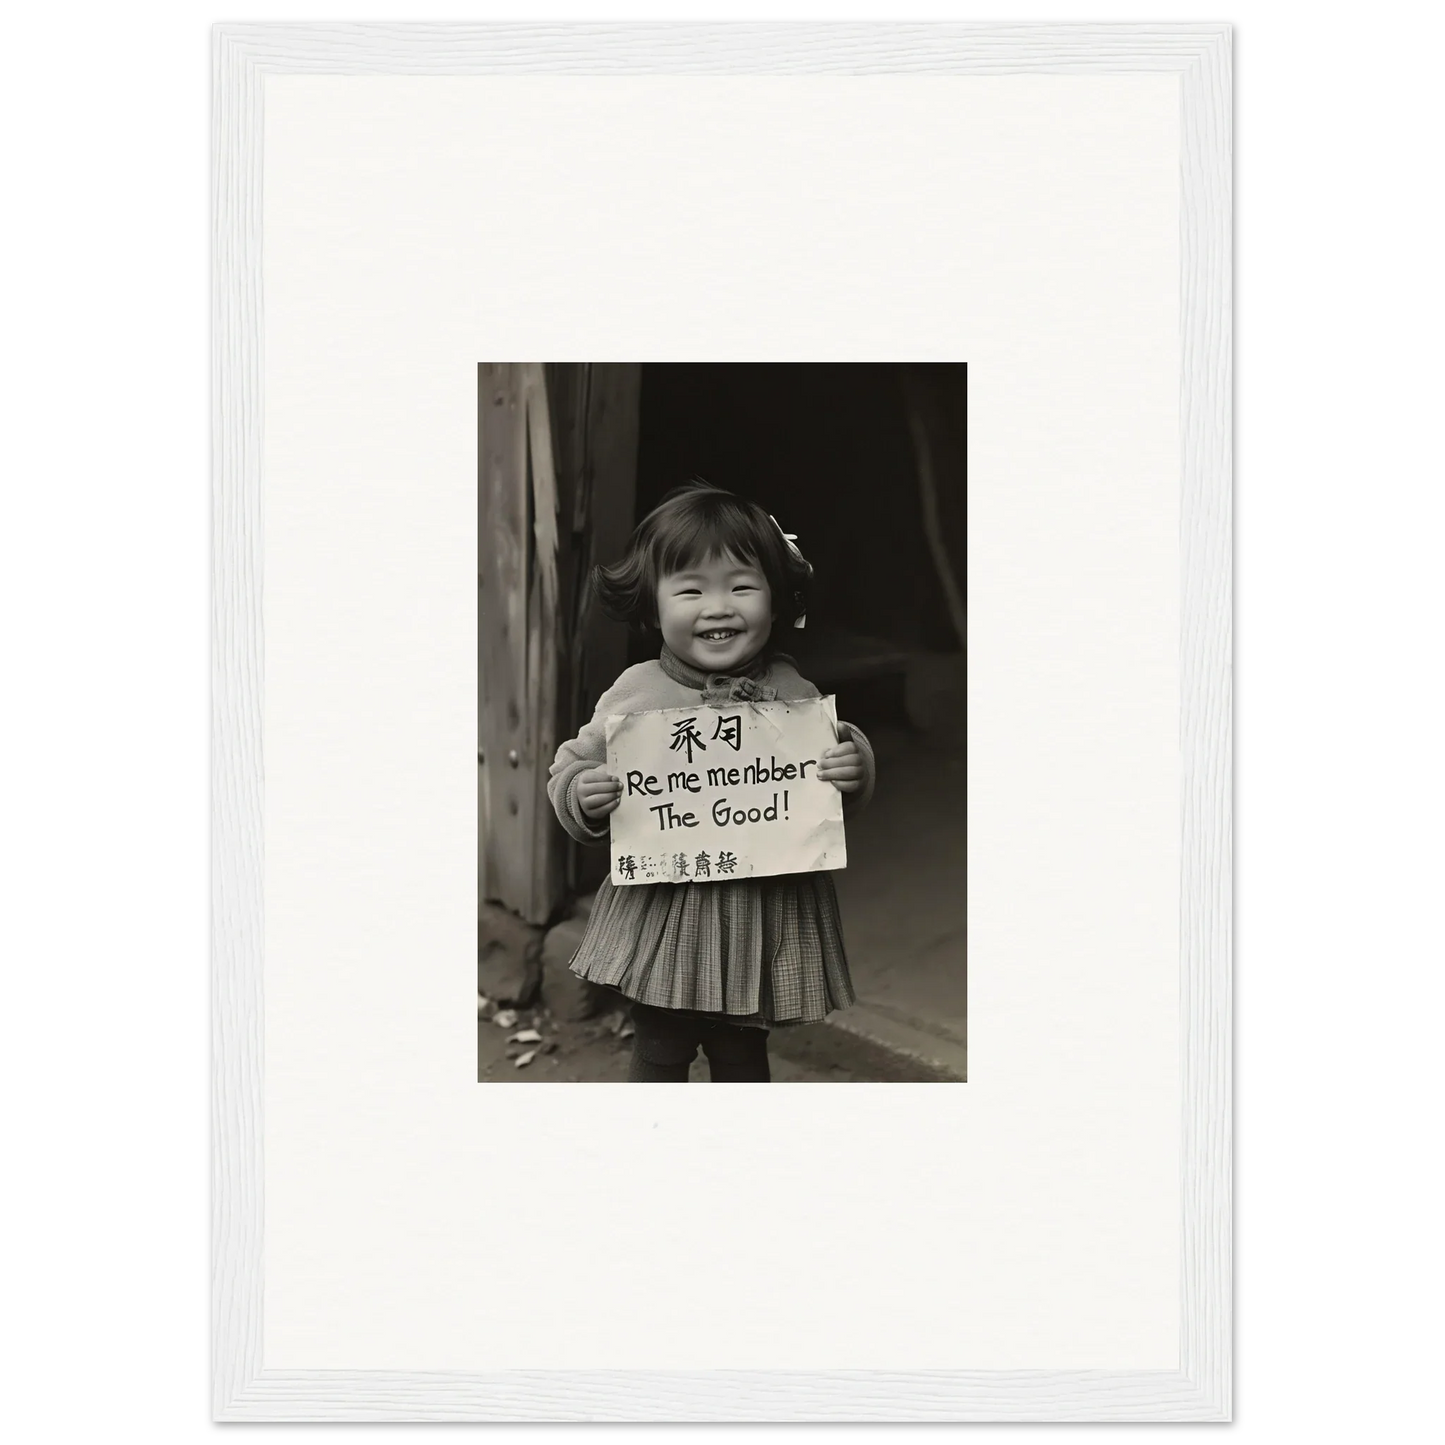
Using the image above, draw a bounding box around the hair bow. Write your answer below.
[769,514,811,629]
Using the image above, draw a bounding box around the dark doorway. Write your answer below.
[632,363,966,731]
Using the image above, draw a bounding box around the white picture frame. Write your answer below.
[213,21,1230,1422]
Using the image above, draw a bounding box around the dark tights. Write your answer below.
[627,1001,771,1082]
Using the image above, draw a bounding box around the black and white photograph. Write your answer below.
[478,363,968,1082]
[197,21,1246,1423]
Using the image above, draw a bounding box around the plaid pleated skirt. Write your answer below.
[569,873,857,1026]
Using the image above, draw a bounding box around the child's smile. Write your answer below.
[657,554,774,674]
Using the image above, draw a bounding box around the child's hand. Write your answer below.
[817,740,864,793]
[576,767,623,820]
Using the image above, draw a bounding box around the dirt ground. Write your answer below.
[477,996,951,1083]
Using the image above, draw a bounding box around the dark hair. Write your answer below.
[592,480,813,632]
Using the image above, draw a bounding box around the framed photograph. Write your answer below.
[214,22,1230,1421]
[474,360,970,1086]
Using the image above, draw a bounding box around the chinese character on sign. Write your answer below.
[716,851,738,875]
[711,713,742,751]
[672,852,690,878]
[668,716,708,765]
[618,855,637,880]
[693,851,711,878]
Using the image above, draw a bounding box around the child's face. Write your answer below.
[656,551,774,674]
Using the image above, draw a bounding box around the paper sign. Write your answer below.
[603,696,847,886]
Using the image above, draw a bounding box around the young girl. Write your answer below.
[548,481,876,1082]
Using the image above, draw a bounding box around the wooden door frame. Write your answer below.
[478,363,640,926]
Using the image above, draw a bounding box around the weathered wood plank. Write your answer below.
[577,364,641,722]
[478,363,535,918]
[476,371,492,911]
[571,364,641,894]
[522,364,566,921]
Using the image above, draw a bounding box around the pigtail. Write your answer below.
[768,514,813,629]
[589,548,655,631]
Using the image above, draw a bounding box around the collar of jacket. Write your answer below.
[658,644,785,704]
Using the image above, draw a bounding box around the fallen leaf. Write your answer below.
[508,1028,543,1045]
[493,1009,519,1029]
[514,1049,537,1069]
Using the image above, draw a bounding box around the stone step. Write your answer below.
[821,1001,967,1082]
